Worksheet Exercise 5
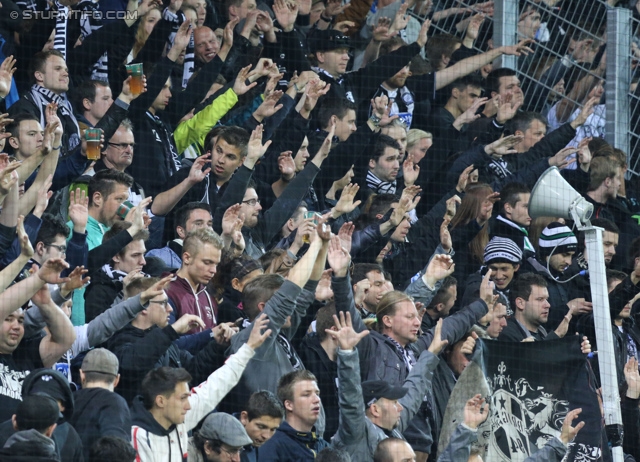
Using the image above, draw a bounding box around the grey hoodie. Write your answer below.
[0,429,60,461]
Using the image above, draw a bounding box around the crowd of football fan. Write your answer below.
[0,0,639,460]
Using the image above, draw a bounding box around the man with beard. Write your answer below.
[523,222,592,331]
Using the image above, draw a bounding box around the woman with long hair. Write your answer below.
[449,183,497,286]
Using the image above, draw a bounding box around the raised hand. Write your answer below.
[445,195,461,220]
[273,0,298,32]
[354,278,370,308]
[324,0,348,18]
[315,269,334,301]
[403,156,420,187]
[484,134,523,157]
[501,38,534,56]
[37,258,70,285]
[311,122,335,167]
[332,183,361,218]
[456,165,474,193]
[327,235,351,277]
[247,312,273,350]
[69,187,89,233]
[125,196,153,233]
[325,311,369,350]
[212,322,239,345]
[33,175,53,218]
[460,331,478,355]
[479,269,495,307]
[454,97,488,129]
[254,91,284,121]
[44,102,63,146]
[277,151,296,181]
[549,146,577,169]
[440,217,453,252]
[245,125,271,169]
[0,114,13,142]
[233,64,259,95]
[372,17,394,42]
[330,165,355,196]
[571,96,599,129]
[0,55,16,98]
[0,155,20,195]
[463,394,489,429]
[17,215,34,259]
[427,318,449,354]
[625,357,640,399]
[60,266,90,293]
[302,79,331,115]
[559,408,585,444]
[140,275,173,305]
[172,313,206,334]
[495,93,523,125]
[337,221,355,253]
[172,19,193,54]
[424,254,454,287]
[416,18,432,48]
[567,298,593,315]
[221,204,244,236]
[187,153,212,185]
[390,3,409,34]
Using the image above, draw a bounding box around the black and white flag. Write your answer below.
[439,336,603,461]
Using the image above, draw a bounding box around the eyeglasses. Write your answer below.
[45,244,67,254]
[220,446,244,456]
[108,142,136,150]
[242,198,260,206]
[149,299,170,308]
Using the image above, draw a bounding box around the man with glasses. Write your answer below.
[71,120,209,250]
[106,274,239,404]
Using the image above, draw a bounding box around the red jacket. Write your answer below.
[166,275,217,334]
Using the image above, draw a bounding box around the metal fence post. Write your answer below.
[606,7,631,159]
[493,0,518,70]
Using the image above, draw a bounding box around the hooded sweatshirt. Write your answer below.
[131,343,254,462]
[0,429,59,462]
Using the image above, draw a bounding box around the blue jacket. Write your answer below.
[257,421,328,462]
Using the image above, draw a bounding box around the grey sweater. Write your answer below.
[331,347,440,462]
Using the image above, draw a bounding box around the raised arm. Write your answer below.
[0,216,34,292]
[435,39,534,90]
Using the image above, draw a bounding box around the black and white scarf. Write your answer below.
[385,334,416,372]
[164,9,195,88]
[146,111,182,175]
[366,170,397,194]
[30,85,81,153]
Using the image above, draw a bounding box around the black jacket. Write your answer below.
[83,265,124,323]
[69,387,131,460]
[106,323,225,404]
[298,334,339,440]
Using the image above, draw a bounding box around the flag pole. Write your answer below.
[582,224,624,462]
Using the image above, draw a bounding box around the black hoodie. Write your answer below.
[70,387,131,460]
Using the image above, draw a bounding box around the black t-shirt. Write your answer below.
[0,336,44,422]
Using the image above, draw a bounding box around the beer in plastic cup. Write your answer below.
[85,128,101,160]
[126,63,144,96]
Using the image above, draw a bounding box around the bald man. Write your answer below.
[373,438,416,462]
[194,26,220,64]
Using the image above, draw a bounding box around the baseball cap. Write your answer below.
[308,29,353,54]
[198,412,253,448]
[81,348,120,376]
[362,380,408,407]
